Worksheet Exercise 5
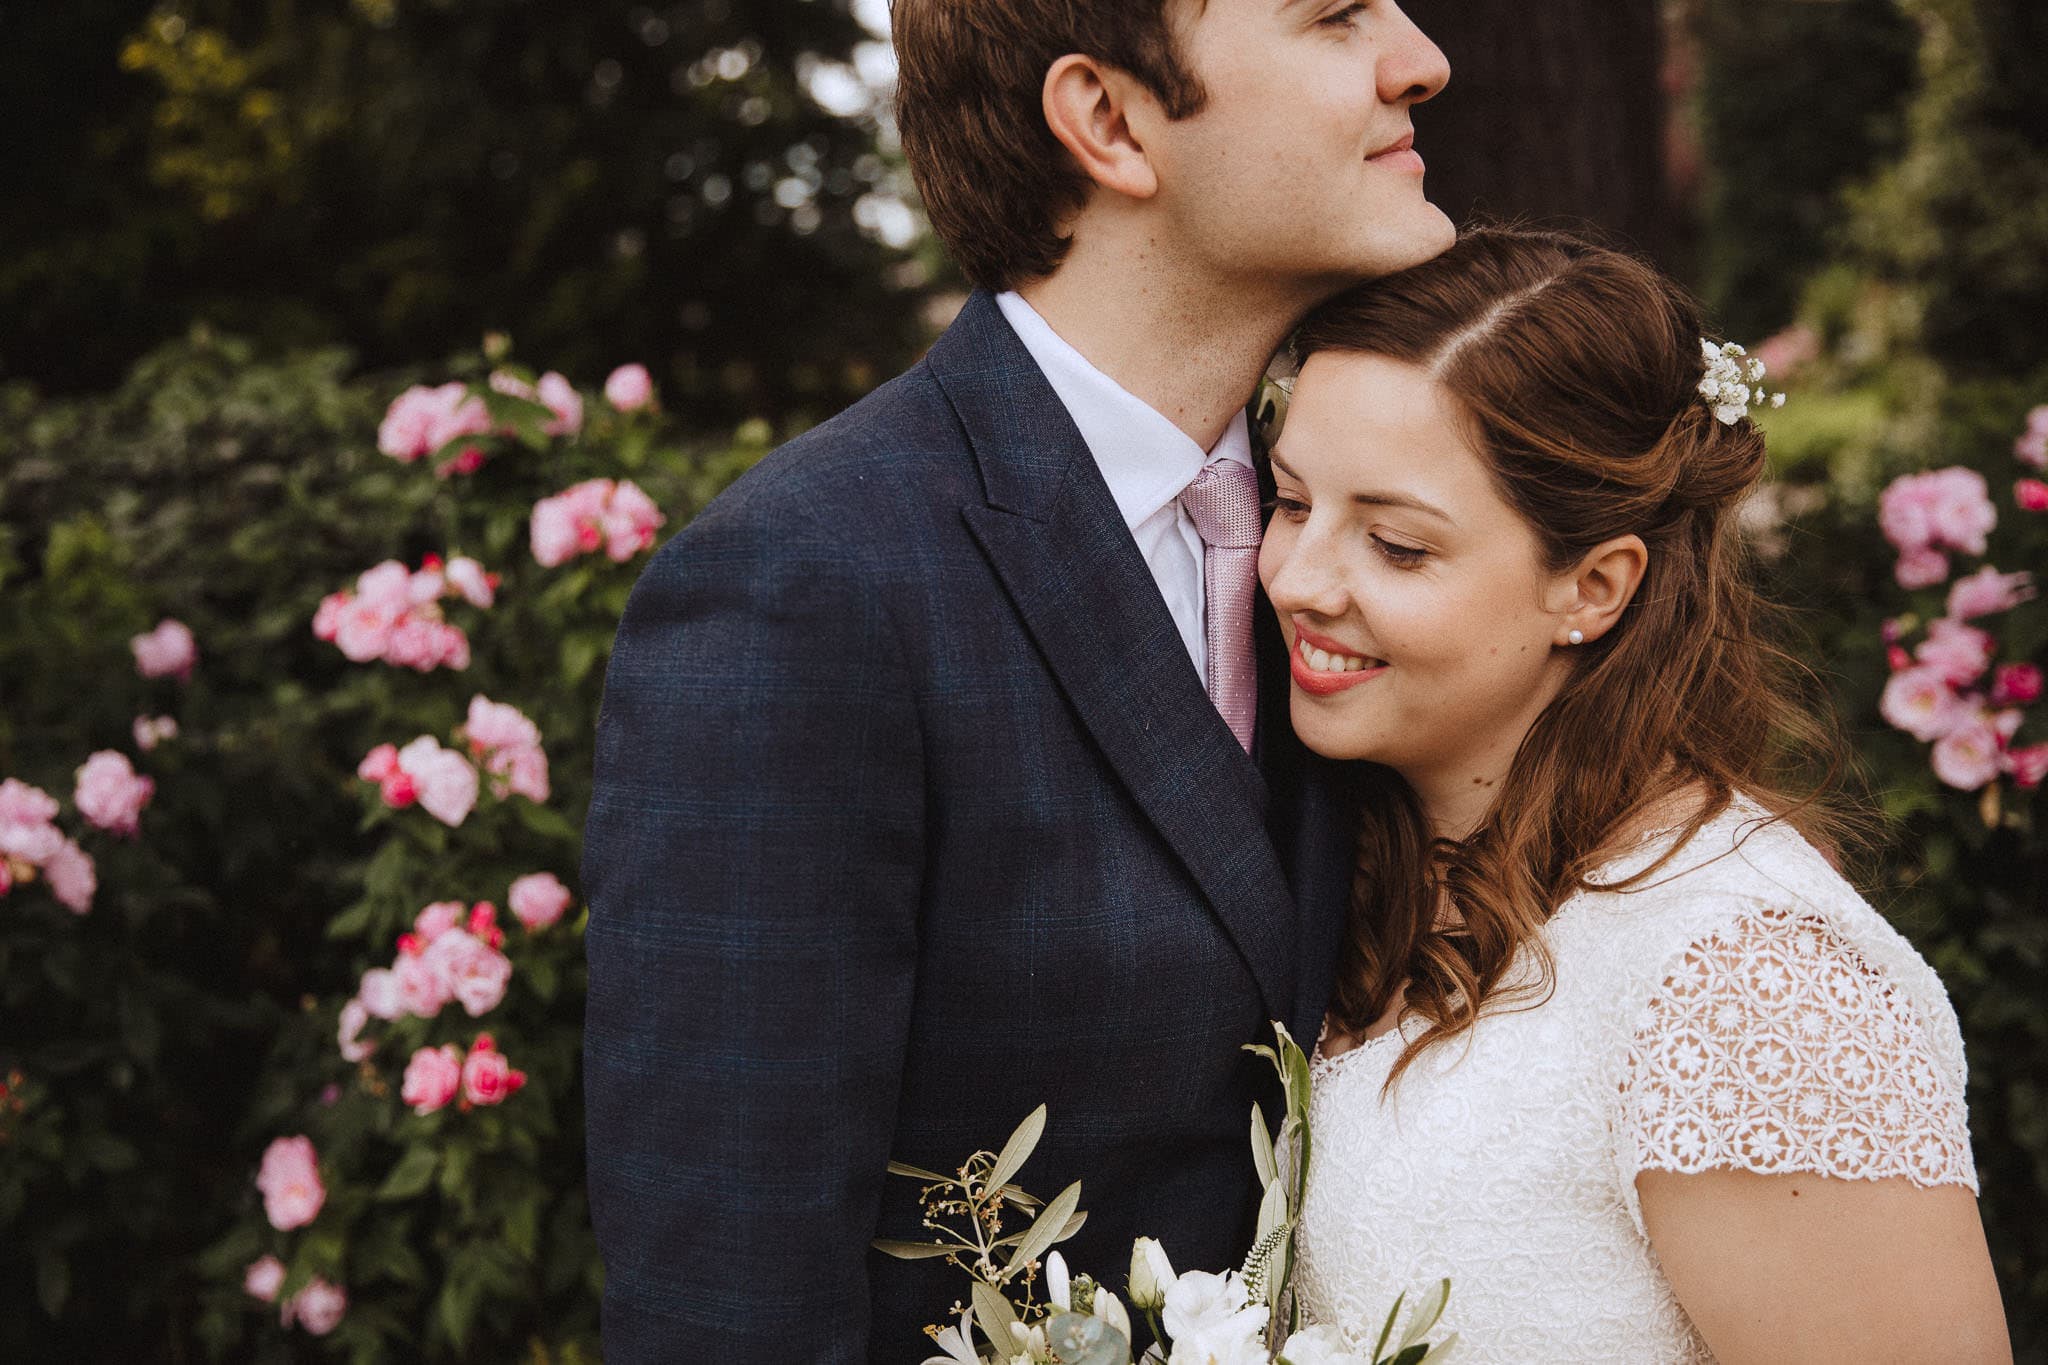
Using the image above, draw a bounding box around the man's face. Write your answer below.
[1139,0,1455,294]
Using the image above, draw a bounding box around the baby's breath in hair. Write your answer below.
[1699,339,1788,425]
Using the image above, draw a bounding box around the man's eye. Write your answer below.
[1319,2,1369,28]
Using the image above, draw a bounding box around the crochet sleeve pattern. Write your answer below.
[1619,904,1976,1196]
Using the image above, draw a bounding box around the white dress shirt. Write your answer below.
[994,290,1255,687]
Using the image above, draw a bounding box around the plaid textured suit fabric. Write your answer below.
[582,291,1357,1361]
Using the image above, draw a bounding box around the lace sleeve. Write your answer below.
[1618,904,1976,1221]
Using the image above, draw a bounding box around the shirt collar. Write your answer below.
[995,290,1252,532]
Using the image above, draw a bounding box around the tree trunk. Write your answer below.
[1414,0,1677,269]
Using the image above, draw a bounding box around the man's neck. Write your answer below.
[1013,238,1324,452]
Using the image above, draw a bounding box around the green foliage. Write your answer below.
[0,328,760,1356]
[1,0,928,420]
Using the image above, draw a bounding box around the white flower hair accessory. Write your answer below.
[1698,338,1787,425]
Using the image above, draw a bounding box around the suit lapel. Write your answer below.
[931,292,1299,1025]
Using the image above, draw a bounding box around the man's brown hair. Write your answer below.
[892,0,1208,292]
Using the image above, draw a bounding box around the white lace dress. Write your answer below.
[1292,800,1978,1363]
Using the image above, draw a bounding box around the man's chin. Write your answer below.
[1362,204,1458,278]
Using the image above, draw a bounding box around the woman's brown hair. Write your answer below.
[892,0,1206,291]
[1291,224,1858,1085]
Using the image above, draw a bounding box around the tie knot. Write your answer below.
[1179,460,1263,550]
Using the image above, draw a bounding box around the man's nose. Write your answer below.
[1379,2,1451,107]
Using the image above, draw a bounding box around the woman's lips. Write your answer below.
[1289,621,1389,696]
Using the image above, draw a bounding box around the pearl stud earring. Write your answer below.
[1567,629,1585,645]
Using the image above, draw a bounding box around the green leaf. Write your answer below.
[1004,1179,1081,1279]
[1388,1346,1429,1365]
[987,1104,1046,1194]
[1397,1279,1451,1350]
[1416,1333,1461,1364]
[871,1239,957,1260]
[885,1160,951,1183]
[376,1145,439,1200]
[1250,1102,1277,1188]
[1372,1290,1407,1362]
[991,1209,1086,1249]
[971,1282,1020,1352]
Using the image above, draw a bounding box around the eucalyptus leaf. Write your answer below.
[987,1104,1046,1194]
[1044,1311,1128,1365]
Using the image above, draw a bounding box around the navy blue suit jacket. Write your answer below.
[582,291,1356,1361]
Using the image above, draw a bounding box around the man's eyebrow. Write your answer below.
[1268,449,1455,523]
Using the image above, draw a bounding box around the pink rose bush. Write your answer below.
[312,554,496,671]
[508,871,573,930]
[378,381,491,466]
[281,1277,347,1335]
[530,477,664,567]
[0,776,96,913]
[347,899,513,1054]
[255,1135,326,1231]
[1877,417,2048,791]
[462,694,551,802]
[357,735,480,825]
[1878,467,1998,588]
[130,617,197,681]
[491,368,584,437]
[604,362,656,413]
[73,751,155,837]
[243,1255,286,1303]
[401,1034,526,1114]
[131,715,179,751]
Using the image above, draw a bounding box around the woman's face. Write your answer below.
[1259,352,1582,802]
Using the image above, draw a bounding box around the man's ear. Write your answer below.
[1042,54,1161,200]
[1552,534,1648,647]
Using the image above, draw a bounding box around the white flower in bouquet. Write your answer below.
[1276,1324,1370,1365]
[1163,1269,1262,1342]
[1129,1236,1176,1311]
[1047,1251,1073,1311]
[1166,1316,1271,1365]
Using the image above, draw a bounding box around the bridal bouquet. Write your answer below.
[876,1024,1456,1365]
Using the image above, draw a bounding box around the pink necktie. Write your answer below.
[1179,460,1261,752]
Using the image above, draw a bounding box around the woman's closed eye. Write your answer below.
[1371,535,1429,566]
[1269,494,1310,523]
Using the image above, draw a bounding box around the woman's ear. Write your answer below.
[1042,54,1161,200]
[1552,534,1648,647]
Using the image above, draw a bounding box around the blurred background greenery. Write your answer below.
[0,0,2044,1357]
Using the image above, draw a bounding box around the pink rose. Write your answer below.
[284,1277,347,1336]
[381,617,448,671]
[1878,473,1937,551]
[465,695,541,753]
[537,372,584,437]
[509,872,572,931]
[1931,718,2003,790]
[131,715,179,752]
[311,592,347,641]
[42,840,96,914]
[605,362,655,412]
[602,479,665,561]
[420,928,512,1018]
[0,862,11,897]
[243,1255,286,1303]
[1991,663,2044,707]
[400,1044,464,1114]
[396,736,479,827]
[131,619,197,681]
[445,556,495,608]
[1924,467,1996,555]
[74,751,154,837]
[356,743,400,783]
[338,997,374,1062]
[488,743,551,803]
[358,966,404,1020]
[414,899,465,943]
[2017,478,2048,512]
[354,560,415,615]
[1915,618,1995,689]
[394,952,452,1018]
[2005,742,2048,788]
[1894,546,1950,590]
[1945,566,2035,620]
[460,1036,527,1106]
[380,382,488,461]
[529,495,583,567]
[1880,664,1968,742]
[2015,406,2048,468]
[0,778,59,828]
[255,1135,325,1231]
[334,598,397,662]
